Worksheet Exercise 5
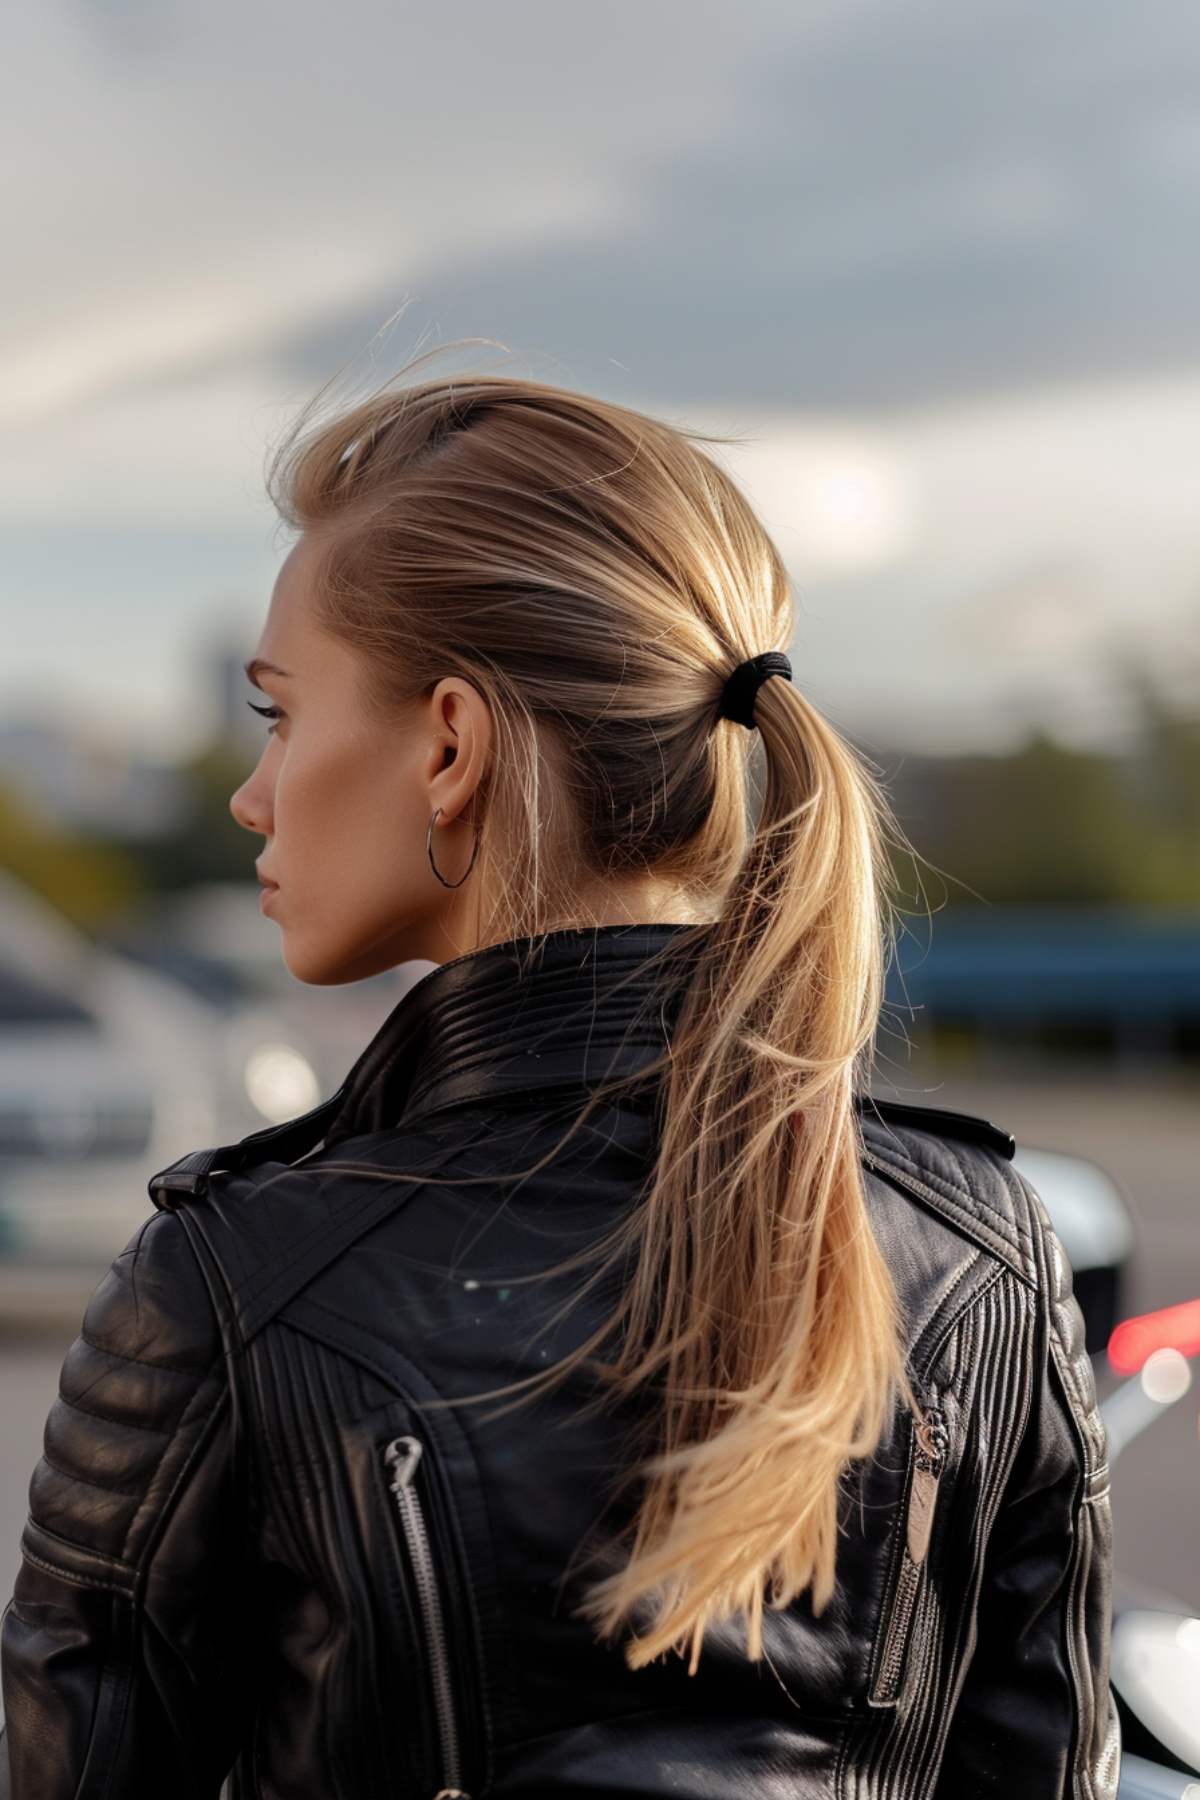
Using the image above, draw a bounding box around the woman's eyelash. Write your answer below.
[247,701,284,733]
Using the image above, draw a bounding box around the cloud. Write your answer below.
[253,0,1200,412]
[4,0,1200,759]
[0,0,780,421]
[4,359,1198,763]
[697,371,1200,753]
[10,0,1200,424]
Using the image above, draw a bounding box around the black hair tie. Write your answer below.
[717,651,793,729]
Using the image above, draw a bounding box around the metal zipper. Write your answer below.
[870,1404,948,1704]
[383,1435,473,1800]
[860,1142,957,1701]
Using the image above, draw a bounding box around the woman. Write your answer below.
[0,354,1119,1798]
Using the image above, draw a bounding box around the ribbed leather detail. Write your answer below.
[319,922,709,1141]
[24,1212,224,1570]
[1,921,1121,1800]
[843,1275,1036,1796]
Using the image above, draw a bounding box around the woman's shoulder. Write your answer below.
[142,1113,483,1347]
[858,1095,1037,1285]
[24,1205,226,1588]
[858,1097,1100,1444]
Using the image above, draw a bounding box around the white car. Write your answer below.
[0,873,404,1316]
[1011,1141,1136,1354]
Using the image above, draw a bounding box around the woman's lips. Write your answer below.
[259,883,280,913]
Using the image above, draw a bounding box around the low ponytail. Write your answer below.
[576,666,919,1671]
[263,343,925,1672]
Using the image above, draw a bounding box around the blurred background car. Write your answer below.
[0,868,417,1311]
[107,877,412,1110]
[1011,1142,1136,1353]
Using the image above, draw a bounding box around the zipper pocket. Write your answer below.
[869,1404,947,1705]
[383,1435,474,1800]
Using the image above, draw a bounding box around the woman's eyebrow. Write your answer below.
[244,657,293,689]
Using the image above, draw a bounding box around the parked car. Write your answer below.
[1010,1141,1136,1353]
[0,873,408,1316]
[103,879,412,1113]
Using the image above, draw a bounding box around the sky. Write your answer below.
[4,0,1200,766]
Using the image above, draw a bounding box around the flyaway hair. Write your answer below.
[262,339,925,1672]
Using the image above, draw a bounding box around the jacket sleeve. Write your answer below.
[933,1180,1122,1800]
[0,1206,255,1799]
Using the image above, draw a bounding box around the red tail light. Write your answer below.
[1107,1298,1200,1376]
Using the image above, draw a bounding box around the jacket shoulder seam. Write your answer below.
[863,1143,1036,1285]
[180,1113,501,1341]
[914,1253,1008,1377]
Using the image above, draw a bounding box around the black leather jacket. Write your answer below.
[1,922,1120,1798]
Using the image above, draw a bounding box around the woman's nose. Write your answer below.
[230,769,271,836]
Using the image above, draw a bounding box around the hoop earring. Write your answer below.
[427,805,481,889]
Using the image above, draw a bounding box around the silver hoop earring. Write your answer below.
[427,806,481,889]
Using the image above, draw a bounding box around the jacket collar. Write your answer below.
[316,918,1018,1158]
[147,917,1017,1203]
[323,919,715,1143]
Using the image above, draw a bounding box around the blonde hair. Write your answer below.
[263,341,923,1674]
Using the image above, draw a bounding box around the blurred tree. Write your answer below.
[877,654,1200,910]
[5,650,1198,933]
[113,744,256,893]
[1119,661,1200,904]
[0,782,138,935]
[887,732,1141,906]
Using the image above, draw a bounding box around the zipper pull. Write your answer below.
[385,1434,423,1490]
[905,1408,947,1566]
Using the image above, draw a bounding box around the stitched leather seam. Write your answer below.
[913,1253,993,1378]
[94,1607,137,1800]
[230,1115,500,1326]
[236,1156,445,1314]
[866,1158,1017,1282]
[1048,1332,1103,1483]
[865,1148,1034,1283]
[278,1299,507,1759]
[294,1295,450,1398]
[80,1328,211,1378]
[18,1543,131,1595]
[1061,1466,1095,1799]
[122,1381,228,1573]
[964,1296,1007,1562]
[39,1451,142,1499]
[23,1516,135,1579]
[1048,1315,1091,1418]
[348,1301,515,1760]
[867,1139,1035,1254]
[57,1392,173,1437]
